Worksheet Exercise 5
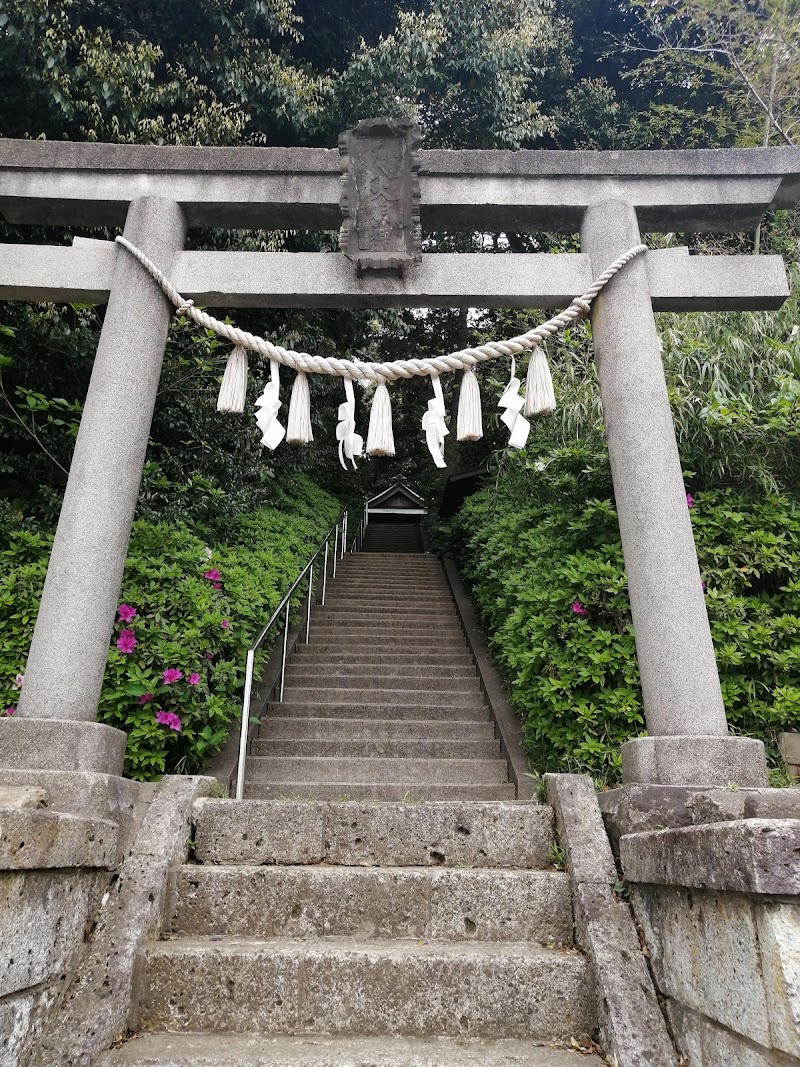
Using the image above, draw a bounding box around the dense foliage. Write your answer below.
[1,477,339,778]
[452,449,800,784]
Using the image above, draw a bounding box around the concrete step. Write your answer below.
[315,606,460,620]
[169,865,573,945]
[301,639,468,654]
[267,702,490,722]
[259,718,495,741]
[310,621,465,636]
[329,579,450,590]
[292,651,475,667]
[193,800,555,868]
[279,688,484,708]
[283,667,478,685]
[136,936,594,1041]
[250,738,501,760]
[323,596,455,608]
[246,756,509,785]
[244,782,517,801]
[98,1033,605,1067]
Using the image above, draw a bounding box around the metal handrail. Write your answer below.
[234,508,353,800]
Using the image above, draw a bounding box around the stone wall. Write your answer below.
[619,817,800,1066]
[0,787,117,1067]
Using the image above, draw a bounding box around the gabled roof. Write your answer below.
[367,482,426,513]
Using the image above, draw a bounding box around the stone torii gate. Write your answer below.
[0,125,798,806]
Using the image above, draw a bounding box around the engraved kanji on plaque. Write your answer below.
[339,117,422,276]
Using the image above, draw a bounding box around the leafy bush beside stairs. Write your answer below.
[451,452,800,784]
[0,475,340,779]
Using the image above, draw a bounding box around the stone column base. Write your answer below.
[0,718,126,775]
[622,735,768,787]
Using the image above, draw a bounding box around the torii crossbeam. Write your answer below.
[0,132,797,802]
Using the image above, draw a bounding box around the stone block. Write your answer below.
[621,734,769,787]
[666,999,799,1067]
[322,801,553,869]
[193,799,325,865]
[745,790,800,821]
[0,984,60,1067]
[620,820,800,895]
[756,904,800,1058]
[0,868,103,997]
[632,884,771,1047]
[0,808,118,871]
[779,734,800,780]
[544,773,617,885]
[0,786,47,809]
[0,718,126,775]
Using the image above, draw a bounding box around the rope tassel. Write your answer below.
[286,371,313,445]
[216,345,248,413]
[457,366,483,441]
[524,344,556,417]
[366,382,395,456]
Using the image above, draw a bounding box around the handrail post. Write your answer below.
[306,564,313,643]
[279,601,290,701]
[322,538,329,605]
[333,523,339,577]
[342,513,348,557]
[235,648,256,801]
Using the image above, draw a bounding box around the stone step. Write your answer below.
[310,621,464,636]
[259,718,495,741]
[169,865,573,944]
[283,666,477,684]
[267,702,490,722]
[323,597,455,609]
[315,606,460,620]
[137,936,594,1041]
[244,782,517,801]
[98,1032,605,1067]
[326,586,452,598]
[292,651,475,666]
[245,756,509,785]
[279,688,484,708]
[301,639,468,654]
[193,800,554,868]
[250,738,501,760]
[329,579,450,589]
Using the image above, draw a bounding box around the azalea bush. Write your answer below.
[0,476,340,779]
[451,448,800,784]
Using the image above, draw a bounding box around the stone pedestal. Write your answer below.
[580,199,767,787]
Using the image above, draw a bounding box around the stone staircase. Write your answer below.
[245,549,513,801]
[98,535,604,1066]
[362,521,423,552]
[99,799,603,1066]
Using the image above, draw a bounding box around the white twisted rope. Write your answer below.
[116,237,647,382]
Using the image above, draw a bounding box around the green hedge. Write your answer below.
[452,452,800,784]
[0,475,340,779]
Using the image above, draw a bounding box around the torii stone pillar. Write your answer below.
[581,200,767,785]
[0,196,187,776]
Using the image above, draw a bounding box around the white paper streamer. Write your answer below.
[255,360,286,450]
[498,358,530,450]
[336,378,363,470]
[421,373,449,468]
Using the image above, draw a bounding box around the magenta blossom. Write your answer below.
[571,601,588,616]
[206,651,215,660]
[162,668,183,685]
[155,709,182,732]
[117,629,137,654]
[118,603,137,622]
[212,582,221,590]
[203,568,221,583]
[137,692,154,705]
[686,493,694,508]
[3,706,15,717]
[221,619,230,630]
[13,673,24,688]
[187,672,201,686]
[701,581,707,591]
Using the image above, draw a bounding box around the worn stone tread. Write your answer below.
[246,756,509,785]
[99,1033,604,1066]
[243,783,517,801]
[250,740,500,760]
[279,689,485,709]
[268,702,490,722]
[259,719,495,741]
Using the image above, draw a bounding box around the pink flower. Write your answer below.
[118,603,137,622]
[571,601,587,616]
[188,672,201,686]
[162,668,183,685]
[13,673,24,688]
[212,582,221,590]
[117,629,137,654]
[686,493,694,508]
[701,581,707,591]
[203,568,221,582]
[3,706,15,717]
[155,709,182,732]
[206,651,215,660]
[137,692,154,705]
[221,619,230,630]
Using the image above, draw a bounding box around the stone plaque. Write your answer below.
[339,117,422,276]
